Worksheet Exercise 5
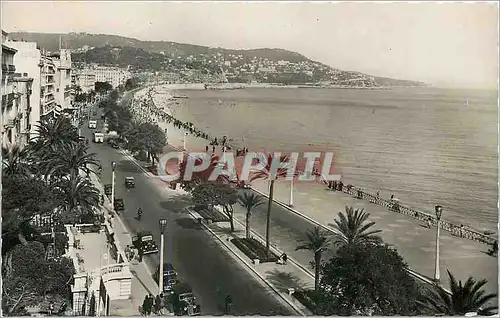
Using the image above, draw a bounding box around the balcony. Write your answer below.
[1,63,16,74]
[4,119,15,129]
[2,93,15,109]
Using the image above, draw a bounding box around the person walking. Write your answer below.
[146,294,154,315]
[282,253,288,265]
[224,294,233,314]
[142,295,149,316]
[154,294,161,314]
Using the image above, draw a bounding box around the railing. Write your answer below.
[329,182,497,245]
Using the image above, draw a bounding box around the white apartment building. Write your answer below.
[51,49,74,111]
[73,69,96,93]
[91,66,131,88]
[2,31,35,147]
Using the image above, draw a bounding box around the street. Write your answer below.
[82,119,295,315]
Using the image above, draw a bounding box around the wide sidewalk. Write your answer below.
[249,178,498,295]
[166,187,313,316]
[90,172,170,316]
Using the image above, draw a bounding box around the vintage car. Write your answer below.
[108,139,119,149]
[104,184,112,195]
[169,283,201,316]
[132,231,159,254]
[125,177,135,188]
[114,198,124,212]
[154,263,179,293]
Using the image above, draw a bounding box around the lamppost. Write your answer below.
[434,205,443,283]
[111,161,116,210]
[158,219,168,294]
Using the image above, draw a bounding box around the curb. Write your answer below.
[182,208,307,316]
[249,186,452,294]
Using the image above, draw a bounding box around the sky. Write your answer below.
[2,1,498,88]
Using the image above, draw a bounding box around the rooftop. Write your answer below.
[66,225,116,275]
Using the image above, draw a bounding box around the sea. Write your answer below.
[168,87,498,232]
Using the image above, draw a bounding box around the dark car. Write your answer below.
[132,231,159,254]
[125,177,135,188]
[169,283,200,316]
[154,263,179,293]
[109,139,119,149]
[104,184,112,196]
[114,198,124,212]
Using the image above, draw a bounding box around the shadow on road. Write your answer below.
[117,160,142,174]
[175,218,203,230]
[265,269,308,293]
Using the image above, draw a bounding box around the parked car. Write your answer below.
[114,198,124,212]
[125,177,135,188]
[104,184,112,195]
[169,283,200,316]
[154,263,179,293]
[132,231,159,254]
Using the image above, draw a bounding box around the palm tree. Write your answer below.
[238,192,265,238]
[46,142,100,181]
[296,227,331,291]
[420,270,498,316]
[2,145,32,177]
[54,175,101,224]
[32,116,79,148]
[249,153,291,255]
[328,206,383,246]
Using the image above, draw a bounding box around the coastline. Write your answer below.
[127,84,497,240]
[144,82,398,90]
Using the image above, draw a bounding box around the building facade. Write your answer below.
[6,39,43,140]
[93,66,131,88]
[73,69,96,93]
[52,49,74,111]
[2,31,34,147]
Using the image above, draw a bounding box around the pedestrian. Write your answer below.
[212,145,216,153]
[158,292,165,315]
[390,194,394,200]
[142,295,149,316]
[125,245,131,260]
[205,145,209,152]
[282,253,288,265]
[224,294,233,314]
[146,294,154,315]
[138,248,143,262]
[154,294,161,314]
[426,217,432,229]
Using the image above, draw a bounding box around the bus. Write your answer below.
[93,132,104,143]
[88,120,97,129]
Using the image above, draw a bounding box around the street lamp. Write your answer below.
[111,161,116,211]
[158,219,168,294]
[434,205,443,283]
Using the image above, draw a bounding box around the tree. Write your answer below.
[328,206,382,247]
[94,81,113,94]
[238,192,264,239]
[191,182,238,231]
[53,175,101,224]
[178,154,228,192]
[46,142,100,181]
[249,153,291,255]
[2,145,32,178]
[316,243,422,315]
[125,77,140,91]
[2,241,75,315]
[419,270,498,316]
[296,227,330,291]
[124,123,166,165]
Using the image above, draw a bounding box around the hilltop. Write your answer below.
[8,32,426,87]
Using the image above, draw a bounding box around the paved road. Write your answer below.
[82,116,295,315]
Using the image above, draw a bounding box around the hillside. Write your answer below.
[9,32,426,87]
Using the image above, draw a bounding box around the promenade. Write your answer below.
[129,87,498,297]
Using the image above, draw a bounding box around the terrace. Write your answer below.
[66,222,132,316]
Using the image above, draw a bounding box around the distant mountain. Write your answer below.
[8,32,426,87]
